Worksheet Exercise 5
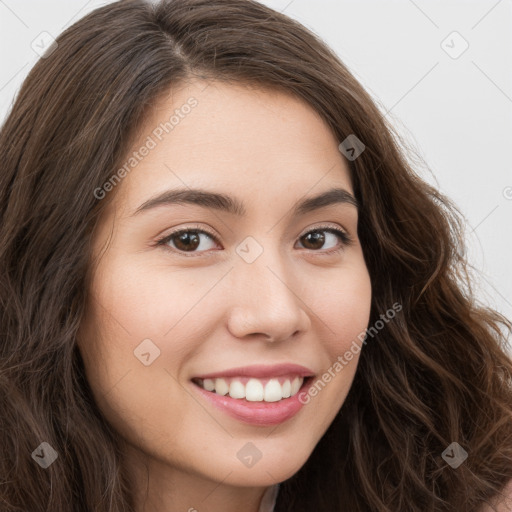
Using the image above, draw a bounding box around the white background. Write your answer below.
[1,0,511,352]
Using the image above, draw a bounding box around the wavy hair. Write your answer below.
[0,0,511,510]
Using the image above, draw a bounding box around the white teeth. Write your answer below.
[282,379,291,398]
[203,378,215,391]
[245,379,264,401]
[197,376,305,402]
[229,380,245,399]
[264,378,283,402]
[214,378,229,396]
[291,376,301,396]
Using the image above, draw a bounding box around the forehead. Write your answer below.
[111,80,353,216]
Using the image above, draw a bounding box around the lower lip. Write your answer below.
[191,378,314,426]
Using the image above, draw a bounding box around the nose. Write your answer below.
[226,245,311,343]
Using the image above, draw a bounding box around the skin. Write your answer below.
[77,79,372,512]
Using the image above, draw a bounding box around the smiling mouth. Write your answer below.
[191,375,314,402]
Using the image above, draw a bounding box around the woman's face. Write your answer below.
[77,80,372,492]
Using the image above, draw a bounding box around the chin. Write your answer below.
[216,448,311,486]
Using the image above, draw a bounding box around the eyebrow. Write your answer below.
[131,186,359,217]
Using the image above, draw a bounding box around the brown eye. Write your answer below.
[297,227,351,253]
[172,231,201,251]
[157,228,219,255]
[300,231,325,250]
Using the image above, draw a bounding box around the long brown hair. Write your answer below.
[1,1,511,510]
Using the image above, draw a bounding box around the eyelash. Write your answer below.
[155,223,353,258]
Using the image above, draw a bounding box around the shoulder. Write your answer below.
[480,478,512,512]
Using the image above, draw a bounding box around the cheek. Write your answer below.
[293,261,371,417]
[90,255,212,349]
[294,266,371,437]
[77,300,192,449]
[77,258,212,438]
[318,263,372,358]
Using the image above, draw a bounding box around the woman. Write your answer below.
[0,0,511,511]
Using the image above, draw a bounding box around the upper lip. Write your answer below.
[192,363,316,380]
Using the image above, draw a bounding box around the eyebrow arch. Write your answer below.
[131,186,359,217]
